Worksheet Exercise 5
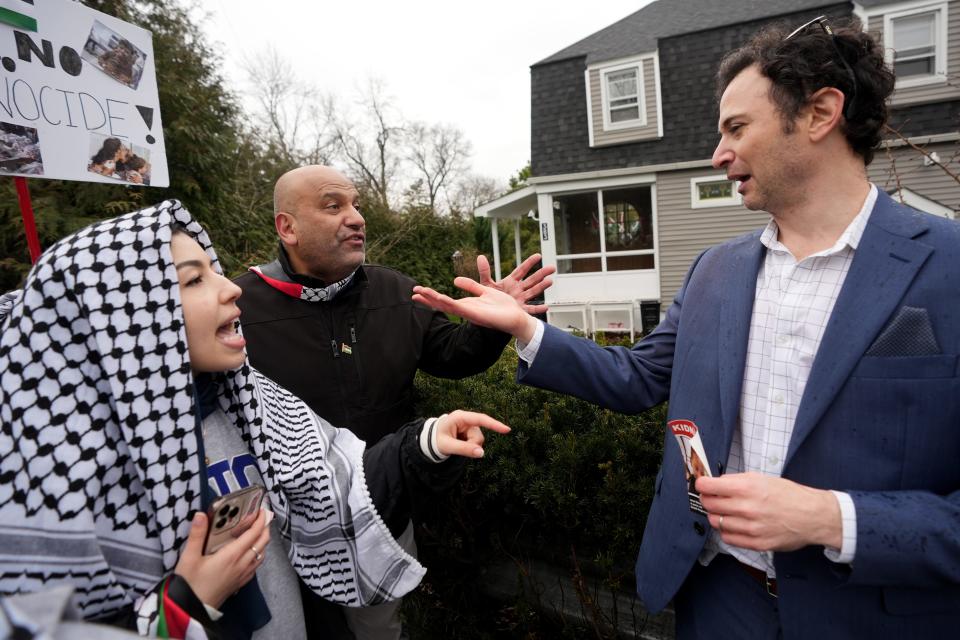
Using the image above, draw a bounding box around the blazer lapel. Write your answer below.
[717,233,764,462]
[786,193,932,464]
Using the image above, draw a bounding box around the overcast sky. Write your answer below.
[202,1,653,187]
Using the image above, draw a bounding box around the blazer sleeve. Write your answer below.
[517,250,709,414]
[846,488,960,588]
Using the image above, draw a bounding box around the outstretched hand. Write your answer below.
[435,410,511,459]
[412,277,537,343]
[476,253,555,315]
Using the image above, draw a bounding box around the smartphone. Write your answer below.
[203,484,266,555]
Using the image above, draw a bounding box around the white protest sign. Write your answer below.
[0,0,167,186]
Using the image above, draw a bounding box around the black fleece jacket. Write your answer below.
[234,256,511,446]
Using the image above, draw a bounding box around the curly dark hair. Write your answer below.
[716,18,895,165]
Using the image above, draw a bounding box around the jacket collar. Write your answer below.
[249,245,363,302]
[717,231,764,459]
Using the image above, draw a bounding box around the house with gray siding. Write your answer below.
[478,0,960,337]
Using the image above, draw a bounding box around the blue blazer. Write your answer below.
[519,191,960,637]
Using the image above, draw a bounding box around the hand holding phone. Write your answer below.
[175,494,271,609]
[203,484,267,555]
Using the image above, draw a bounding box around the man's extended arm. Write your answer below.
[413,251,708,413]
[414,281,676,413]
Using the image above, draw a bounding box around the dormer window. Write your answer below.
[586,52,661,146]
[600,61,647,130]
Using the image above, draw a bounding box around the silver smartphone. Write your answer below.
[202,484,266,555]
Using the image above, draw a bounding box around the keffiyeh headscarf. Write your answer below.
[0,200,424,620]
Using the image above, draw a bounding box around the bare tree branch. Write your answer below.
[883,141,904,203]
[330,78,402,210]
[241,47,335,167]
[365,208,422,260]
[406,122,472,212]
[447,173,502,216]
[882,124,960,185]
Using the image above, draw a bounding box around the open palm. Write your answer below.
[476,253,554,315]
[412,276,534,341]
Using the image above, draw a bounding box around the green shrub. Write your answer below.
[407,337,667,638]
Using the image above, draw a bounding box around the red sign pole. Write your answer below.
[14,177,41,264]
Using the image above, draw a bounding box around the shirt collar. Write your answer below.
[760,184,878,256]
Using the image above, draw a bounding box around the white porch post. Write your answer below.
[490,218,502,281]
[514,218,522,268]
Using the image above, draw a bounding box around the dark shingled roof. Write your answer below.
[534,0,883,66]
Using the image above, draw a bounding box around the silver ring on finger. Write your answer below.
[718,515,724,533]
[251,545,263,562]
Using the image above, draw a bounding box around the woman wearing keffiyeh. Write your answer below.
[0,200,509,639]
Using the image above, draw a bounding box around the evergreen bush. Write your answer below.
[407,335,667,638]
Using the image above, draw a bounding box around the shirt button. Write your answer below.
[772,393,784,404]
[768,455,779,466]
[777,334,790,345]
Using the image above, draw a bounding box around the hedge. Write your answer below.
[405,334,668,638]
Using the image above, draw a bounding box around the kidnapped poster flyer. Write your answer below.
[669,419,712,515]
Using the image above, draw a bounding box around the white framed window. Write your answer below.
[552,184,656,274]
[690,175,742,208]
[600,60,646,130]
[883,2,948,88]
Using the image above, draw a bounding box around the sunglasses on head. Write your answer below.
[784,15,859,120]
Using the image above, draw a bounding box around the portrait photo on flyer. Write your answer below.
[669,419,713,515]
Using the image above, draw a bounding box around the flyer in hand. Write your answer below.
[668,419,712,515]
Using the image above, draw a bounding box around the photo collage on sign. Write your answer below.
[87,133,151,185]
[0,122,44,176]
[81,20,148,90]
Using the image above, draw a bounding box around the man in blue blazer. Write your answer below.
[413,18,960,640]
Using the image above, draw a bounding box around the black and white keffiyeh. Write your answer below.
[0,200,424,621]
[248,259,355,302]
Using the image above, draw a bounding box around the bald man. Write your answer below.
[234,166,553,640]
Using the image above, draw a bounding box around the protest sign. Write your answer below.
[0,0,167,186]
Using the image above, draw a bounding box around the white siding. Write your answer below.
[656,169,768,304]
[869,140,960,211]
